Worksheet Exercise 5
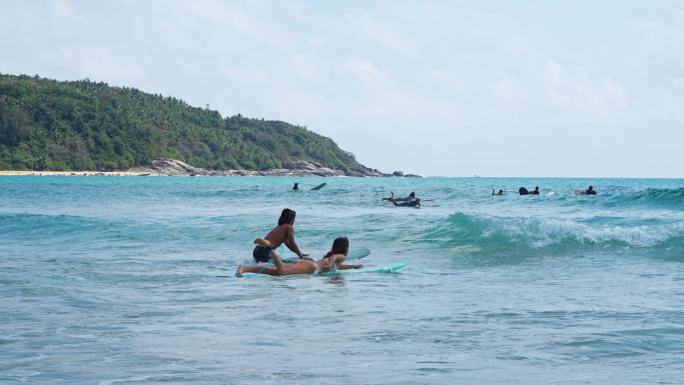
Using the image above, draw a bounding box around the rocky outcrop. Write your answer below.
[127,158,390,177]
[128,158,213,176]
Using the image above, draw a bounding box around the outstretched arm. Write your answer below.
[337,263,364,270]
[331,254,363,269]
[284,226,311,260]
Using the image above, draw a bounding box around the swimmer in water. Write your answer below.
[383,192,417,202]
[388,197,421,207]
[236,237,363,276]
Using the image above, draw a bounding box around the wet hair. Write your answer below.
[534,186,539,190]
[278,208,296,225]
[409,192,416,198]
[323,237,349,259]
[588,185,593,190]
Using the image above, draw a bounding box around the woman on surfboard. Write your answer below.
[236,237,363,276]
[382,192,417,202]
[251,208,311,263]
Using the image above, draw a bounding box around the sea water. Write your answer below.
[1,176,683,384]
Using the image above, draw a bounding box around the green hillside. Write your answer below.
[0,73,368,172]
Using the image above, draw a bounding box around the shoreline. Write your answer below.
[0,170,149,176]
[0,159,420,177]
[0,170,411,177]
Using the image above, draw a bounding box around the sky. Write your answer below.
[1,0,683,177]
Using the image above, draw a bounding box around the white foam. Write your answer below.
[496,217,684,248]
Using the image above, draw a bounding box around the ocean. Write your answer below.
[1,176,683,384]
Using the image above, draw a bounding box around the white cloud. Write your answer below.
[538,58,628,126]
[339,57,389,85]
[347,13,417,56]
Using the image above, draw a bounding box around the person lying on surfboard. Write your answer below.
[236,237,363,277]
[382,192,417,202]
[388,197,421,207]
[251,208,311,263]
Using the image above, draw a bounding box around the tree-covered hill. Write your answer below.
[0,73,370,173]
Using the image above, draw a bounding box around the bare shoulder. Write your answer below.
[266,224,293,245]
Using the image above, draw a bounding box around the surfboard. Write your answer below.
[276,247,371,263]
[575,189,584,195]
[311,183,327,191]
[237,263,405,278]
[323,263,405,276]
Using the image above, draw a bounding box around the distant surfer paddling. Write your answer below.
[383,192,421,207]
[519,186,540,195]
[383,192,416,202]
[236,237,363,277]
[251,208,311,263]
[575,185,597,195]
[492,189,505,196]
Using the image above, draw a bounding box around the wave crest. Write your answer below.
[428,212,684,251]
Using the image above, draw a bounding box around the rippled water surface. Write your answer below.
[1,176,683,384]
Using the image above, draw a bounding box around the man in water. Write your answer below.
[383,192,417,202]
[519,186,539,195]
[388,197,421,207]
[292,183,299,190]
[492,189,505,196]
[252,208,311,263]
[585,186,597,195]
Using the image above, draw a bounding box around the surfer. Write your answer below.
[492,189,505,196]
[292,183,299,191]
[382,192,417,202]
[519,186,540,195]
[388,197,421,207]
[236,237,363,277]
[577,186,597,195]
[251,208,311,263]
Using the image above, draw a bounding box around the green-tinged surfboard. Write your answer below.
[311,183,327,191]
[237,263,404,278]
[323,263,405,276]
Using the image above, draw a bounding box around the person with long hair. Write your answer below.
[236,237,363,276]
[251,208,310,263]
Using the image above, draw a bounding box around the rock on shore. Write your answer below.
[126,158,394,177]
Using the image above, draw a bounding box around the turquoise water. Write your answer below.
[1,176,683,384]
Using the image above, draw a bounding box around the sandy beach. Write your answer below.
[0,170,149,176]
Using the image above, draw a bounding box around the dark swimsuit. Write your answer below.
[252,245,273,263]
[396,200,420,207]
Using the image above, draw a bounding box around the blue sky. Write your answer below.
[1,0,683,177]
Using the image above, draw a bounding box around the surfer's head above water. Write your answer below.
[409,192,416,198]
[278,208,296,225]
[324,237,349,259]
